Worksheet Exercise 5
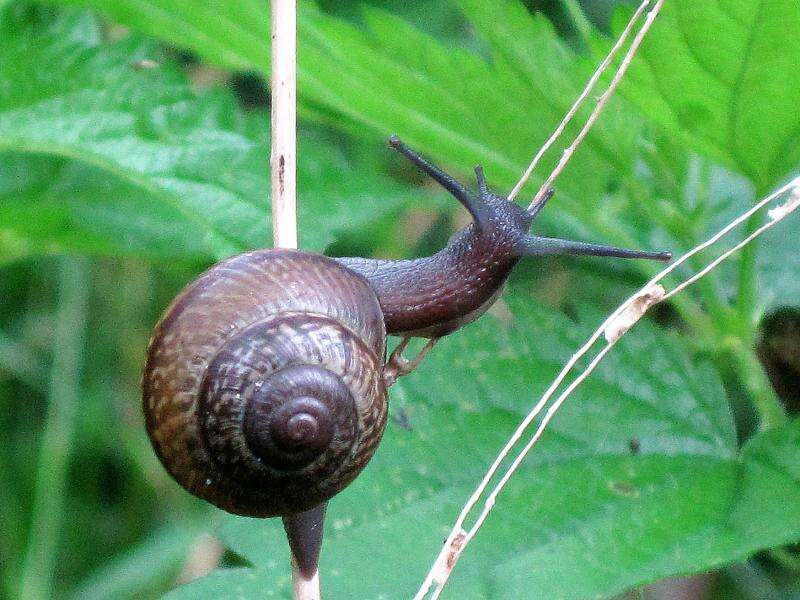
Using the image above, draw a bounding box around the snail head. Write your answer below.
[388,135,672,263]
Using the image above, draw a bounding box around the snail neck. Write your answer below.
[337,223,520,338]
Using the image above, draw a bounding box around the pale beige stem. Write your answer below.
[272,1,314,598]
[292,560,321,600]
[271,0,297,248]
[528,0,665,211]
[508,0,651,201]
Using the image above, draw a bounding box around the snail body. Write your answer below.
[338,136,670,338]
[143,136,670,528]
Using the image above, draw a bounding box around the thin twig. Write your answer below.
[271,0,312,597]
[416,176,800,599]
[271,0,298,248]
[292,560,321,600]
[508,0,651,201]
[528,0,665,211]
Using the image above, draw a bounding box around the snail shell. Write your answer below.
[143,249,387,517]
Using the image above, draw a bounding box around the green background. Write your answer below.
[1,1,799,598]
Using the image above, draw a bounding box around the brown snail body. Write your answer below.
[142,137,670,571]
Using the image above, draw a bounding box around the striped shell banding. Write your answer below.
[143,249,386,517]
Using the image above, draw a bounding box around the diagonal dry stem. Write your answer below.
[508,0,652,201]
[415,174,800,600]
[527,0,665,211]
[415,4,666,597]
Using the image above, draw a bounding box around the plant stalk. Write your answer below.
[17,258,90,600]
[271,0,298,249]
[271,0,318,597]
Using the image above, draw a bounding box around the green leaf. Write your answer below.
[42,0,800,251]
[37,0,645,230]
[0,7,417,262]
[37,0,269,73]
[617,0,800,191]
[67,522,200,600]
[493,420,800,598]
[162,288,800,599]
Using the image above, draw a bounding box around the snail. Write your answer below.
[142,136,670,577]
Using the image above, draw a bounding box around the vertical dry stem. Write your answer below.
[271,0,298,248]
[271,0,313,597]
[292,559,321,600]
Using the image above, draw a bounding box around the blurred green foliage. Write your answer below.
[0,1,799,599]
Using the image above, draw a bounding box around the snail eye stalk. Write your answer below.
[515,235,672,262]
[526,188,555,221]
[389,135,490,230]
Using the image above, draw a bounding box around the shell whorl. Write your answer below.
[143,249,387,517]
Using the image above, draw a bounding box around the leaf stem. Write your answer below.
[736,212,761,326]
[17,257,90,600]
[730,342,786,431]
[562,0,593,43]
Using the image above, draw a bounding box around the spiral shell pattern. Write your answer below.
[143,249,387,517]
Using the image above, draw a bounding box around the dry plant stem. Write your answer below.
[271,0,313,598]
[415,6,665,598]
[292,559,321,600]
[415,177,800,600]
[507,0,651,201]
[271,0,297,248]
[528,0,665,211]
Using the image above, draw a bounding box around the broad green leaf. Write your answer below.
[41,0,800,206]
[0,7,418,262]
[496,417,800,598]
[42,0,800,316]
[618,0,800,191]
[159,287,800,600]
[67,522,200,600]
[39,0,270,73]
[38,0,647,239]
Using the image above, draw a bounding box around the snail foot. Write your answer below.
[383,336,439,387]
